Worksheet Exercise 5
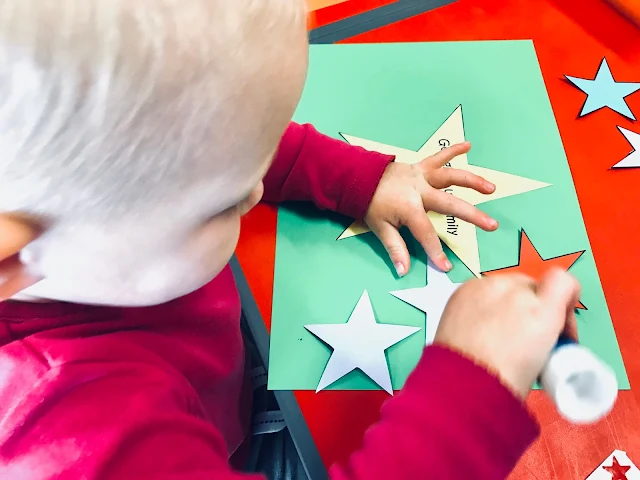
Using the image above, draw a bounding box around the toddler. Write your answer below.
[0,1,579,479]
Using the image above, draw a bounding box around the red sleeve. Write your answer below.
[108,347,539,480]
[328,346,539,480]
[262,122,394,219]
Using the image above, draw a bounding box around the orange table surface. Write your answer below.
[237,0,640,477]
[307,0,349,13]
[307,0,397,29]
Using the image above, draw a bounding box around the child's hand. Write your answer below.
[364,142,497,275]
[435,268,581,400]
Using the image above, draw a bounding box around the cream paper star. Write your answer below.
[337,105,551,277]
[390,260,462,345]
[305,290,420,394]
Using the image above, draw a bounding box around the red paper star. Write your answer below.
[481,230,586,309]
[603,456,631,480]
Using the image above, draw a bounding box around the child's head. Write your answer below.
[0,0,308,306]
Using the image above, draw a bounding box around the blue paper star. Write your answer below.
[566,58,640,120]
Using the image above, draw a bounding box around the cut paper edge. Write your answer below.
[305,290,421,395]
[462,165,551,206]
[612,126,640,169]
[390,288,427,312]
[390,261,463,345]
[565,57,640,121]
[337,220,369,240]
[481,229,587,310]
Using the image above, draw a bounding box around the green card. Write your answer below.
[267,41,629,391]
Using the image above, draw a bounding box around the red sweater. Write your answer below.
[0,123,539,479]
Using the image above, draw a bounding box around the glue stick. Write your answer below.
[540,334,618,424]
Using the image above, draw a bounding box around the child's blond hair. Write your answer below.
[0,0,307,221]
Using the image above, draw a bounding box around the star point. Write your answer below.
[481,230,586,310]
[612,126,640,169]
[305,290,420,394]
[390,261,463,345]
[337,105,550,276]
[587,450,639,480]
[602,456,632,480]
[566,57,640,120]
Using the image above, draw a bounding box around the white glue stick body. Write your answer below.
[540,335,618,424]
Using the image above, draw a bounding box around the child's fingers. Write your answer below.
[403,213,451,272]
[426,190,498,232]
[429,167,495,193]
[420,142,471,170]
[536,268,581,340]
[370,222,411,278]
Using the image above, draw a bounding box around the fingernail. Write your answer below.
[394,262,405,277]
[443,259,453,271]
[485,181,495,192]
[488,218,498,229]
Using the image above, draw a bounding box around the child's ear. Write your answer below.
[0,214,42,300]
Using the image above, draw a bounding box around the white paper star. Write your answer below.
[612,126,640,169]
[566,57,640,120]
[305,290,420,394]
[586,450,640,479]
[390,261,463,345]
[337,105,550,277]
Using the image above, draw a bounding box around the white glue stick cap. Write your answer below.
[540,343,618,424]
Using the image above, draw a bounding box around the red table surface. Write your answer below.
[237,0,640,477]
